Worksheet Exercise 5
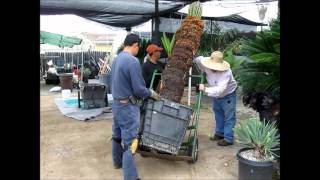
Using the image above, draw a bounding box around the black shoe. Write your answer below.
[113,164,122,169]
[209,134,224,141]
[217,139,233,146]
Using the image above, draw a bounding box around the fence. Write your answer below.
[41,50,108,67]
[40,50,108,80]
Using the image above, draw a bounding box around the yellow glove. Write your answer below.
[130,138,139,154]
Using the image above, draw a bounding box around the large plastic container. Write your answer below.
[140,98,193,155]
[98,73,112,94]
[59,73,73,90]
[83,99,106,109]
[80,83,106,109]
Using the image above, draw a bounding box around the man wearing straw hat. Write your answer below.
[194,51,237,146]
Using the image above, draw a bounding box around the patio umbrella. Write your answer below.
[40,31,82,48]
[40,31,84,81]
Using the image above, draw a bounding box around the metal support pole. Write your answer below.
[188,67,192,106]
[152,0,160,45]
[81,49,84,82]
[64,47,66,66]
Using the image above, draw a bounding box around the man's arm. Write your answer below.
[129,61,151,99]
[193,56,206,72]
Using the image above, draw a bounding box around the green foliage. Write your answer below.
[161,32,176,56]
[234,117,280,160]
[224,38,246,56]
[116,44,124,55]
[188,1,202,18]
[136,38,150,63]
[196,27,242,56]
[196,32,214,57]
[237,18,280,96]
[223,50,246,81]
[82,67,91,77]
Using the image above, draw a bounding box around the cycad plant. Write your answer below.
[196,28,242,57]
[238,18,280,127]
[234,117,280,160]
[160,1,204,102]
[223,37,246,56]
[223,50,245,81]
[238,18,280,95]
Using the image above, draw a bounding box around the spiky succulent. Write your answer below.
[234,117,280,160]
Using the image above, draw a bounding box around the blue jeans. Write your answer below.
[112,102,140,180]
[212,91,237,143]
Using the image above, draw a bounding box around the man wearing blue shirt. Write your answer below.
[111,34,160,180]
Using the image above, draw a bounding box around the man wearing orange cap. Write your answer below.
[142,44,165,90]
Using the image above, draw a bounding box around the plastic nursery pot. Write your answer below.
[237,148,274,180]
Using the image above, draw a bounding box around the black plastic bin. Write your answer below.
[98,74,112,94]
[80,83,106,109]
[237,148,274,180]
[140,98,193,155]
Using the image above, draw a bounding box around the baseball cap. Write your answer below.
[124,33,141,46]
[146,44,163,55]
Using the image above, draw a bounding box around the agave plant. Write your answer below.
[234,117,280,160]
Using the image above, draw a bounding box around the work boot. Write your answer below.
[209,134,224,141]
[217,139,233,146]
[113,164,122,169]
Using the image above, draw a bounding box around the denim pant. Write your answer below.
[112,102,140,180]
[212,91,237,143]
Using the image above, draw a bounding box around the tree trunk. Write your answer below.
[159,16,204,103]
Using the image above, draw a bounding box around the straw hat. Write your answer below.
[201,51,230,71]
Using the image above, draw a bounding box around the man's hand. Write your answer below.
[199,84,205,91]
[150,89,161,101]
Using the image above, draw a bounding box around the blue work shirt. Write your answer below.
[111,51,151,100]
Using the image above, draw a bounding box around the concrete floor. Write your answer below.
[40,81,257,180]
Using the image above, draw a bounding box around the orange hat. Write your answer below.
[146,44,163,55]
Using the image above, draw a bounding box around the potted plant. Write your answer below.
[234,117,280,180]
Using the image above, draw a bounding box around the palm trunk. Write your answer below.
[160,16,204,103]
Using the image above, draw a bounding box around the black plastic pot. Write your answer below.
[237,148,274,180]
